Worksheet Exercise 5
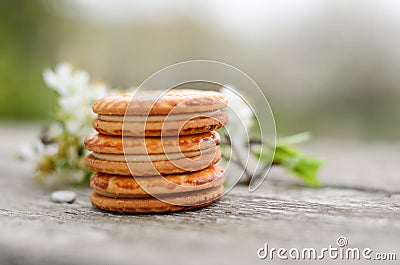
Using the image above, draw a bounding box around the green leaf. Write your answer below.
[256,132,324,187]
[274,145,324,187]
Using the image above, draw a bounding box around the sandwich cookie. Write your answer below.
[84,131,220,154]
[90,185,224,213]
[85,149,221,176]
[90,165,226,198]
[84,131,222,176]
[91,89,228,136]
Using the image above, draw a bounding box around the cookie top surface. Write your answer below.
[92,89,227,115]
[84,131,220,154]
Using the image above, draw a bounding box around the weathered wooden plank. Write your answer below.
[0,124,399,264]
[1,173,399,265]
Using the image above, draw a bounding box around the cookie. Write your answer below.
[90,146,217,162]
[90,185,224,213]
[92,89,227,115]
[85,148,221,176]
[93,111,228,137]
[84,131,220,155]
[90,165,226,197]
[91,89,228,136]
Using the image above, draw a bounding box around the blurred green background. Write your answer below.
[1,0,399,140]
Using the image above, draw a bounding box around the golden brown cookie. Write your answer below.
[90,185,224,213]
[85,148,221,176]
[84,131,220,154]
[90,165,226,197]
[92,89,227,116]
[92,111,228,137]
[91,89,228,136]
[90,146,217,162]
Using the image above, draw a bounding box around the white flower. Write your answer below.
[43,62,90,97]
[43,62,72,95]
[19,140,58,162]
[19,144,38,162]
[43,62,109,138]
[24,62,113,186]
[47,123,63,139]
[220,86,253,142]
[43,143,59,157]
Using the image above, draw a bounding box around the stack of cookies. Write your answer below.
[84,89,228,213]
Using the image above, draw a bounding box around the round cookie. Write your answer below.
[93,111,228,137]
[91,89,228,136]
[84,131,220,154]
[85,148,221,176]
[92,89,227,115]
[90,165,226,197]
[90,146,217,162]
[90,186,224,213]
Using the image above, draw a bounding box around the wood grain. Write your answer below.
[0,124,399,265]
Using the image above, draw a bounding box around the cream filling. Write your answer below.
[98,110,220,122]
[92,147,216,162]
